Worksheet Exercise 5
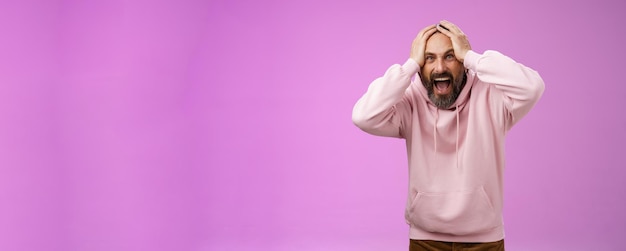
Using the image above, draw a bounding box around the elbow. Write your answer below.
[522,69,545,102]
[529,77,545,101]
[351,99,370,129]
[352,105,379,131]
[352,110,369,129]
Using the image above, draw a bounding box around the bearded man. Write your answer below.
[352,20,545,251]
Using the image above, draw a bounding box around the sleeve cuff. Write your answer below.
[403,58,420,74]
[463,50,480,71]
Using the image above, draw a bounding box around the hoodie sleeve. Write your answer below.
[464,50,545,130]
[352,58,419,138]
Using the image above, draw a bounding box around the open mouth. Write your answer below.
[433,77,451,92]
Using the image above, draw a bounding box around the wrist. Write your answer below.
[462,50,479,70]
[458,50,469,63]
[404,58,420,74]
[409,57,421,67]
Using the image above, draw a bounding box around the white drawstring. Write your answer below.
[456,105,459,169]
[433,109,439,155]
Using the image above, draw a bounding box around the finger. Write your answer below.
[439,20,464,35]
[419,26,438,42]
[416,27,436,42]
[436,23,449,32]
[421,27,438,41]
[417,24,437,38]
[436,24,453,37]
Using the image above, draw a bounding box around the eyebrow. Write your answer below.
[425,49,455,56]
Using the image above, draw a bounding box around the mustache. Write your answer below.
[430,72,453,80]
[421,72,454,88]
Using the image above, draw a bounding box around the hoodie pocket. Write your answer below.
[407,187,501,235]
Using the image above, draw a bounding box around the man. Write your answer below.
[352,20,544,251]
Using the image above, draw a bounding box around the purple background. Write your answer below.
[1,0,624,250]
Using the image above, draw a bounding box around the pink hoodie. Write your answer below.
[352,50,544,242]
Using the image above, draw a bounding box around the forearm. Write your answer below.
[352,59,419,137]
[464,50,545,123]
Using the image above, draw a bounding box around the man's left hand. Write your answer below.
[436,20,472,63]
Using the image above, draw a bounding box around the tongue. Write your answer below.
[435,81,450,90]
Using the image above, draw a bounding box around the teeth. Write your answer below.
[434,78,450,81]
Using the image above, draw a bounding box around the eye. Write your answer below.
[445,54,455,60]
[425,55,434,62]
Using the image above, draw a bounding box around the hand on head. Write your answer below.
[410,24,438,67]
[436,20,472,63]
[410,20,472,67]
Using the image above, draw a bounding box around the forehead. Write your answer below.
[425,33,453,54]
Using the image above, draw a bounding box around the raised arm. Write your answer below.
[352,25,437,137]
[436,20,545,129]
[465,50,545,128]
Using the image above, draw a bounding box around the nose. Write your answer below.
[433,58,447,73]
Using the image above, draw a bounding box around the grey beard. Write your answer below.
[424,73,466,110]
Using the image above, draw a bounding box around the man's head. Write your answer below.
[420,32,466,109]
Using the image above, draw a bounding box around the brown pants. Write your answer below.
[409,239,504,251]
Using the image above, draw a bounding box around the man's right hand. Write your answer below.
[410,24,438,67]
